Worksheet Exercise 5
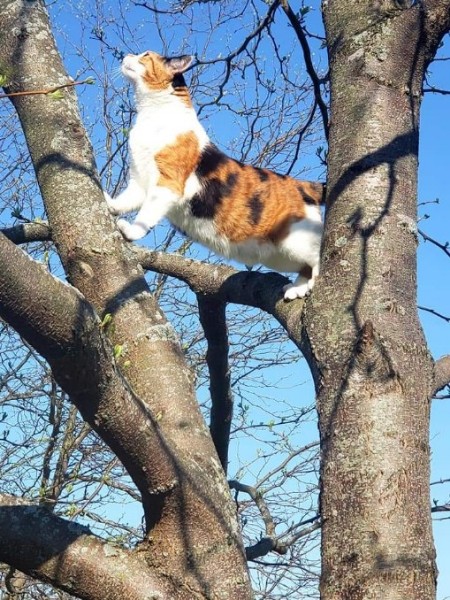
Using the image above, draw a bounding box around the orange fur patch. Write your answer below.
[155,132,200,196]
[139,52,192,107]
[140,53,172,91]
[204,160,320,243]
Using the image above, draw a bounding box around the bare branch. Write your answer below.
[418,305,450,323]
[229,479,283,557]
[197,294,233,473]
[430,478,450,486]
[1,222,51,244]
[433,355,450,397]
[279,0,329,140]
[423,86,450,94]
[431,503,450,513]
[419,228,450,258]
[135,247,307,352]
[229,480,321,560]
[194,1,281,107]
[0,493,169,600]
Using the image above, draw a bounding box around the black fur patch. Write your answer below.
[298,185,316,205]
[303,193,317,205]
[172,74,187,89]
[256,168,269,182]
[248,193,263,225]
[196,144,228,177]
[190,170,239,219]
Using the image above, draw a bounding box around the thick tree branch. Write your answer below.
[135,247,306,352]
[0,225,306,350]
[0,493,169,600]
[433,355,450,397]
[197,294,233,473]
[1,221,51,244]
[422,1,450,66]
[0,232,173,519]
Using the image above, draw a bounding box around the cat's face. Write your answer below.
[121,51,193,93]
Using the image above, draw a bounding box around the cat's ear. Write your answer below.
[166,55,194,74]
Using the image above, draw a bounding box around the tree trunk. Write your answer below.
[304,2,449,598]
[0,2,252,598]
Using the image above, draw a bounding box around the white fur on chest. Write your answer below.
[128,101,209,190]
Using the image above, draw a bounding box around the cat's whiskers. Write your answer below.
[110,66,124,82]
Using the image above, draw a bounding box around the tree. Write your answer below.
[311,2,450,598]
[0,1,449,599]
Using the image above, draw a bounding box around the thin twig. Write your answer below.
[431,503,450,513]
[418,305,450,323]
[423,86,450,95]
[0,78,94,99]
[430,478,450,486]
[279,0,329,140]
[418,228,450,258]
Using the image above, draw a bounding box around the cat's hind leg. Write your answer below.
[283,265,319,300]
[278,217,322,300]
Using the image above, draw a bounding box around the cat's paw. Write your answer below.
[104,191,119,215]
[283,282,310,301]
[116,218,147,241]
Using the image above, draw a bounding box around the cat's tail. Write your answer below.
[318,182,327,205]
[300,181,327,206]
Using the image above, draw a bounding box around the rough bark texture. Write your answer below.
[0,494,169,600]
[303,2,450,598]
[0,2,251,598]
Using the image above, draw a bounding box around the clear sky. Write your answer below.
[33,1,450,597]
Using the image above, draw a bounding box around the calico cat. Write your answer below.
[105,51,325,300]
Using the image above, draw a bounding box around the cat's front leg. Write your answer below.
[105,179,146,216]
[117,186,179,241]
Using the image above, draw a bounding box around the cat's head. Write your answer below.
[121,51,193,97]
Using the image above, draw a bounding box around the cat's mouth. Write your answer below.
[122,63,137,77]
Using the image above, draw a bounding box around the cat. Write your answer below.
[105,51,325,300]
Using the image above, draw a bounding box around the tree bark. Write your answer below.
[197,294,233,472]
[0,493,171,600]
[0,2,252,598]
[305,2,450,598]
